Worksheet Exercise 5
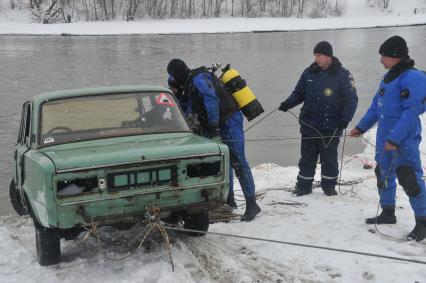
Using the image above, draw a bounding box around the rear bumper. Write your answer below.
[54,184,228,229]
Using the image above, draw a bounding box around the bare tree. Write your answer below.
[202,0,206,16]
[297,0,305,18]
[208,0,213,16]
[110,0,115,19]
[93,0,98,20]
[9,0,16,9]
[83,0,89,20]
[170,0,177,17]
[245,0,255,16]
[31,0,63,23]
[383,0,390,9]
[311,0,328,18]
[259,0,266,16]
[214,0,224,17]
[20,0,367,22]
[188,0,193,16]
[180,0,187,17]
[231,0,234,16]
[369,0,391,9]
[100,0,108,20]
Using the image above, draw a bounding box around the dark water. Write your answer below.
[1,26,425,214]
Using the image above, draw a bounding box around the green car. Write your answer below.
[10,85,230,266]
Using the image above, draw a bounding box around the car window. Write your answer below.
[24,103,32,146]
[39,92,190,147]
[17,103,28,144]
[18,102,31,146]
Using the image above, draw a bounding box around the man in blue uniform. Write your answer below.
[350,36,426,241]
[279,41,358,196]
[167,59,261,222]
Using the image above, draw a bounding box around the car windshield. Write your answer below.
[39,91,190,147]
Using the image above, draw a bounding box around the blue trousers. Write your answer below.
[220,112,256,198]
[375,143,426,217]
[297,136,340,191]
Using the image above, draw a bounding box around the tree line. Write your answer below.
[5,0,392,24]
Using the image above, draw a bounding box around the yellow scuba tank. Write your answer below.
[219,64,264,121]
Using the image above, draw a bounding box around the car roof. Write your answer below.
[32,85,171,105]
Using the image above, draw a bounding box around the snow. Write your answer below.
[57,184,85,196]
[0,0,425,35]
[1,116,426,282]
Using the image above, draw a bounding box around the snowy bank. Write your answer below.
[0,15,426,36]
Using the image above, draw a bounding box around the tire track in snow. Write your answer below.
[181,236,301,283]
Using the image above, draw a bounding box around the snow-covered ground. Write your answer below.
[1,119,426,282]
[0,0,425,35]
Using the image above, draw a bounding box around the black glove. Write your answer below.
[338,121,349,130]
[207,123,220,138]
[279,101,290,112]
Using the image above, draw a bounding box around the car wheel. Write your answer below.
[9,179,28,216]
[35,226,61,266]
[183,210,209,237]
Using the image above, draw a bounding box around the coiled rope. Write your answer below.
[80,211,175,270]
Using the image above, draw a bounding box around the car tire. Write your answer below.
[35,226,61,266]
[183,210,209,237]
[9,179,28,216]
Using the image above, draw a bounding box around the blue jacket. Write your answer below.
[284,57,358,136]
[184,68,239,132]
[356,65,426,149]
[191,72,220,126]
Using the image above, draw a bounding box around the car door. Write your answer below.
[15,102,31,190]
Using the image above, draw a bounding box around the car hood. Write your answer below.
[40,133,222,172]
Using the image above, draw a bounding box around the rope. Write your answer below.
[223,135,352,143]
[165,226,426,265]
[287,109,340,149]
[243,107,279,133]
[79,220,175,270]
[373,150,404,242]
[361,135,377,148]
[268,200,308,207]
[81,222,101,243]
[273,179,363,196]
[127,221,174,271]
[338,129,347,195]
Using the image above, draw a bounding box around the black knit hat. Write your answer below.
[313,41,333,57]
[167,58,190,86]
[379,36,408,58]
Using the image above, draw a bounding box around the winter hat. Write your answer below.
[379,36,408,58]
[167,59,190,86]
[313,41,333,57]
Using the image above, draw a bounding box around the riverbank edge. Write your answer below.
[0,17,425,36]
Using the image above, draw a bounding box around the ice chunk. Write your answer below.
[58,183,84,196]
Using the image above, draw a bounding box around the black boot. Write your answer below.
[407,218,426,242]
[323,187,338,196]
[241,196,261,222]
[226,191,237,209]
[293,183,312,196]
[365,208,397,224]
